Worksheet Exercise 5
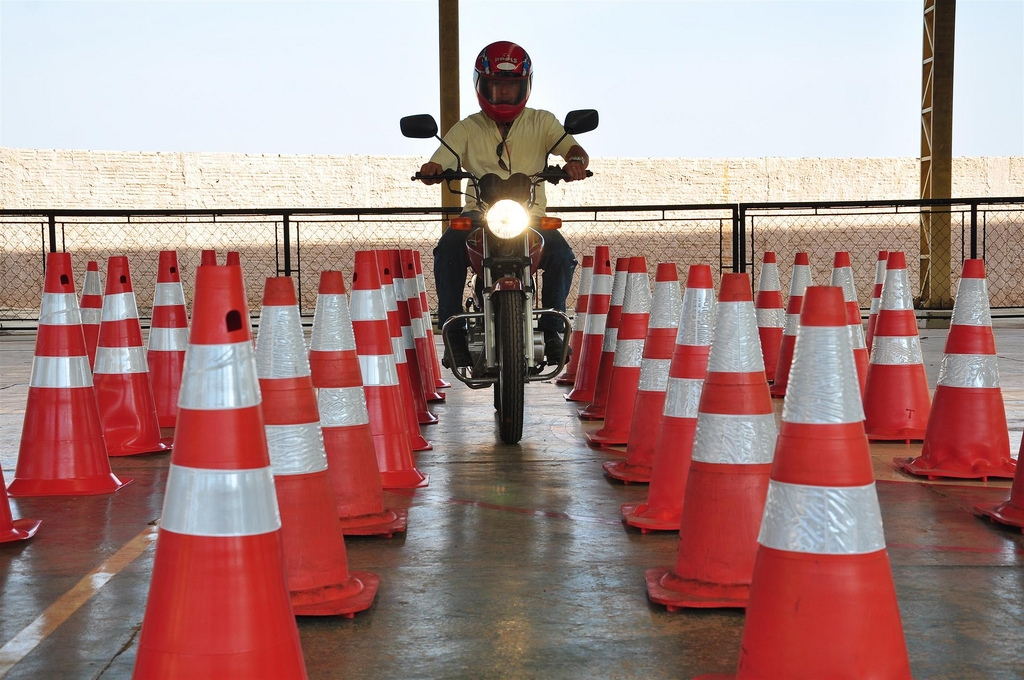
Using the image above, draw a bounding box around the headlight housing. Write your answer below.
[485,200,530,239]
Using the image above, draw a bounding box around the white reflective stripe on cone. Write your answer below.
[691,412,777,465]
[255,306,310,379]
[82,273,103,296]
[848,324,867,350]
[318,386,371,427]
[881,270,914,310]
[602,328,619,352]
[622,274,651,313]
[663,377,703,418]
[869,298,880,314]
[149,327,189,352]
[790,266,812,296]
[358,354,400,386]
[178,342,262,410]
[613,339,645,368]
[950,278,992,327]
[154,282,186,307]
[571,312,588,332]
[586,313,607,337]
[577,265,593,299]
[706,301,763,373]
[381,285,398,313]
[400,326,415,351]
[30,355,93,388]
[676,289,715,346]
[589,273,613,297]
[101,292,140,322]
[758,480,885,555]
[410,316,426,339]
[350,289,386,321]
[610,272,627,306]
[782,311,801,336]
[161,464,281,537]
[648,282,681,328]
[94,346,150,374]
[938,354,1000,388]
[391,337,407,364]
[755,308,785,328]
[638,358,672,391]
[830,268,857,303]
[871,336,924,365]
[758,263,781,290]
[80,308,102,325]
[265,422,329,476]
[310,294,357,352]
[783,326,864,424]
[39,293,84,326]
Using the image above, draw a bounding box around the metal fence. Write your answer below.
[1,197,1021,327]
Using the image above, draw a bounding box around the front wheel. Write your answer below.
[495,290,526,444]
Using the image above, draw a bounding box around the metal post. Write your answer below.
[48,215,57,253]
[734,205,745,273]
[438,0,461,228]
[282,213,292,276]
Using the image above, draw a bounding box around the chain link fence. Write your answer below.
[2,199,1021,327]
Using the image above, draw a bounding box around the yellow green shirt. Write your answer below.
[429,108,579,217]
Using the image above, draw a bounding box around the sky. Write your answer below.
[1,0,1021,159]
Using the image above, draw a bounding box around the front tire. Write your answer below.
[495,290,525,444]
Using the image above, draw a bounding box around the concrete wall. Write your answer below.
[2,148,1021,209]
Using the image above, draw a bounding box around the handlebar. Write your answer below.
[536,166,594,184]
[411,170,475,182]
[413,166,592,185]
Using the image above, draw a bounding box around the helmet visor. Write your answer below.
[478,75,529,107]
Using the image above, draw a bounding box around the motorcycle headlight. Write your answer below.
[485,200,530,239]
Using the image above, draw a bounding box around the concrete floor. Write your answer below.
[1,323,1024,679]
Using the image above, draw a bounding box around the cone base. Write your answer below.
[426,392,446,403]
[292,571,380,618]
[555,372,577,386]
[645,566,749,609]
[417,411,439,425]
[894,456,1016,481]
[587,429,629,447]
[435,378,451,389]
[603,460,651,484]
[975,502,1024,531]
[380,470,429,490]
[0,518,42,543]
[577,403,606,420]
[157,415,177,429]
[621,502,679,532]
[564,388,594,403]
[7,474,132,497]
[410,435,433,451]
[107,440,172,457]
[866,429,927,443]
[339,508,408,537]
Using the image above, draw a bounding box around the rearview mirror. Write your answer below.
[400,114,439,139]
[563,109,599,135]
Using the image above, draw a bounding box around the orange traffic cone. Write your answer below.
[646,273,775,609]
[93,256,171,456]
[376,251,432,450]
[200,249,218,266]
[556,254,594,385]
[402,249,445,402]
[896,259,1015,479]
[389,250,436,425]
[588,257,650,446]
[0,468,41,542]
[717,285,912,680]
[565,246,612,403]
[622,264,715,531]
[80,260,103,369]
[863,251,930,441]
[9,253,129,497]
[149,250,189,429]
[133,263,306,679]
[605,262,680,481]
[256,277,379,616]
[830,251,868,395]
[754,252,784,382]
[976,438,1024,530]
[864,250,889,356]
[578,256,629,419]
[413,250,450,390]
[226,251,241,266]
[310,270,408,536]
[770,252,813,398]
[351,251,428,489]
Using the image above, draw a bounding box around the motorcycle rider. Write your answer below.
[419,40,590,369]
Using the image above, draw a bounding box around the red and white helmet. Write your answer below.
[474,41,533,123]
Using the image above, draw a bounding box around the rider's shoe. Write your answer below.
[443,327,474,368]
[544,332,566,366]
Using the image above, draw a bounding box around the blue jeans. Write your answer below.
[433,216,577,336]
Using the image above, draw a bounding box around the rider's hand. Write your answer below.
[564,160,588,182]
[419,162,445,185]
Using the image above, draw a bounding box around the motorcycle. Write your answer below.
[400,109,598,444]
